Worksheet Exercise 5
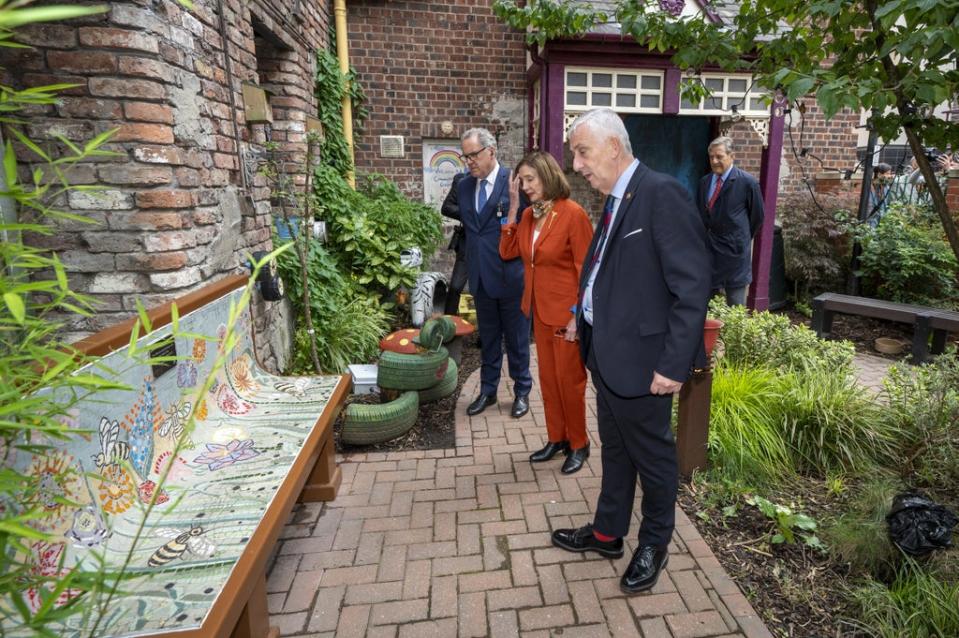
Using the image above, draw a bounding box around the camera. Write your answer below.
[923,147,943,163]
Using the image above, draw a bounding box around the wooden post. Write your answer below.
[676,367,713,478]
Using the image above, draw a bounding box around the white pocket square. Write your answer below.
[623,228,644,238]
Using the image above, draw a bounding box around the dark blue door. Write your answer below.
[624,115,711,197]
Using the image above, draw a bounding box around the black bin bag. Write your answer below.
[886,491,958,557]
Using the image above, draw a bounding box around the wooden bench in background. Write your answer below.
[6,274,348,638]
[812,292,959,363]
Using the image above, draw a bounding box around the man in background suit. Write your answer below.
[551,108,711,594]
[696,136,765,306]
[457,128,532,418]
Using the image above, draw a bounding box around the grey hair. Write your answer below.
[461,127,497,149]
[567,109,632,156]
[708,136,734,154]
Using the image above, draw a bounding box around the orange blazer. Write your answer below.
[499,198,594,325]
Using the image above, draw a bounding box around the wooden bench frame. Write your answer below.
[71,273,347,638]
[811,292,959,363]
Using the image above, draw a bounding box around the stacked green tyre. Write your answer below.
[342,391,419,445]
[417,319,445,351]
[419,357,458,403]
[377,346,449,391]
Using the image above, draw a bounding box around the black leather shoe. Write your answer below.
[551,524,624,558]
[510,394,529,418]
[529,441,569,463]
[620,544,669,594]
[561,444,590,474]
[467,394,496,416]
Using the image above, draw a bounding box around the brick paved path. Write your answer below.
[852,353,896,395]
[267,349,773,637]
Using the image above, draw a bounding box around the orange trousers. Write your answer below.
[533,308,589,450]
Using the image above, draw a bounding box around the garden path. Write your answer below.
[266,346,773,637]
[852,353,896,395]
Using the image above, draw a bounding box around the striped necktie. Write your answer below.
[588,195,615,272]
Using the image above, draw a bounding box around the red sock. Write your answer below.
[593,529,616,542]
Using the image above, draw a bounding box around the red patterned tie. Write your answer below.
[707,176,723,211]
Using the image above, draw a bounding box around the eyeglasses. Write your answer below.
[460,147,489,162]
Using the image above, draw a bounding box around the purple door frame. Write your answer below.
[748,93,786,311]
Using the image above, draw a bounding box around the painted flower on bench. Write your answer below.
[193,439,260,471]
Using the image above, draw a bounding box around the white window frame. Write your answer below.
[564,67,664,114]
[679,73,769,117]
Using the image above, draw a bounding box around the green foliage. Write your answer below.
[881,352,959,489]
[858,204,959,308]
[849,561,959,638]
[316,165,442,299]
[314,48,368,177]
[778,369,899,475]
[746,495,823,549]
[709,299,855,376]
[707,363,793,483]
[493,0,608,47]
[777,191,857,300]
[277,240,388,374]
[824,474,902,577]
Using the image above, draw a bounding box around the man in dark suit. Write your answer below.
[457,128,532,418]
[696,136,765,306]
[440,171,468,315]
[551,108,711,594]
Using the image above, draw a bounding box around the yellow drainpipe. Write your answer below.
[334,0,355,188]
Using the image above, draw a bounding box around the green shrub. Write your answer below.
[859,204,959,309]
[708,363,793,483]
[277,241,389,373]
[778,191,858,299]
[778,370,899,475]
[849,561,959,638]
[823,474,903,576]
[881,352,959,488]
[316,166,443,300]
[709,299,855,376]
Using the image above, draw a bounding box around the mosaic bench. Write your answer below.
[7,274,348,638]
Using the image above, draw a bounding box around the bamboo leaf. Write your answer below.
[3,292,26,325]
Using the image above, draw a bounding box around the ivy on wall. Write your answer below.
[314,48,368,177]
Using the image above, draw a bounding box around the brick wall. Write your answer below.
[778,102,861,196]
[2,0,330,371]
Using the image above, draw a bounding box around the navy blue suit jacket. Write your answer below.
[578,163,712,397]
[457,168,526,299]
[697,166,765,288]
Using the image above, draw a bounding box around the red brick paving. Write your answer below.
[268,349,773,637]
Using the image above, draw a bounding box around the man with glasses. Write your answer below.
[457,127,532,419]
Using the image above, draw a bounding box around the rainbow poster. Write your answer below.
[422,140,466,209]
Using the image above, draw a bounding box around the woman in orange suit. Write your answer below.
[500,152,594,474]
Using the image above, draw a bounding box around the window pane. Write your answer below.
[567,72,587,87]
[705,78,724,91]
[640,94,660,108]
[641,75,661,90]
[616,94,636,108]
[681,97,698,109]
[705,96,722,110]
[593,73,612,88]
[728,78,748,93]
[750,97,767,111]
[592,92,612,106]
[567,91,587,106]
[617,74,637,89]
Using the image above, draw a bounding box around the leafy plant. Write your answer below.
[849,560,959,638]
[777,191,858,300]
[824,474,902,577]
[314,47,367,177]
[858,204,959,309]
[746,495,824,549]
[881,351,959,489]
[709,299,855,377]
[707,363,793,484]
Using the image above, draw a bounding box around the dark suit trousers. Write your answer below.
[587,340,678,547]
[473,280,532,397]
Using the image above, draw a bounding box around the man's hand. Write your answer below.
[650,371,682,395]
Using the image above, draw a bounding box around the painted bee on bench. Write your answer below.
[158,400,192,442]
[274,378,311,399]
[148,526,215,567]
[93,417,130,469]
